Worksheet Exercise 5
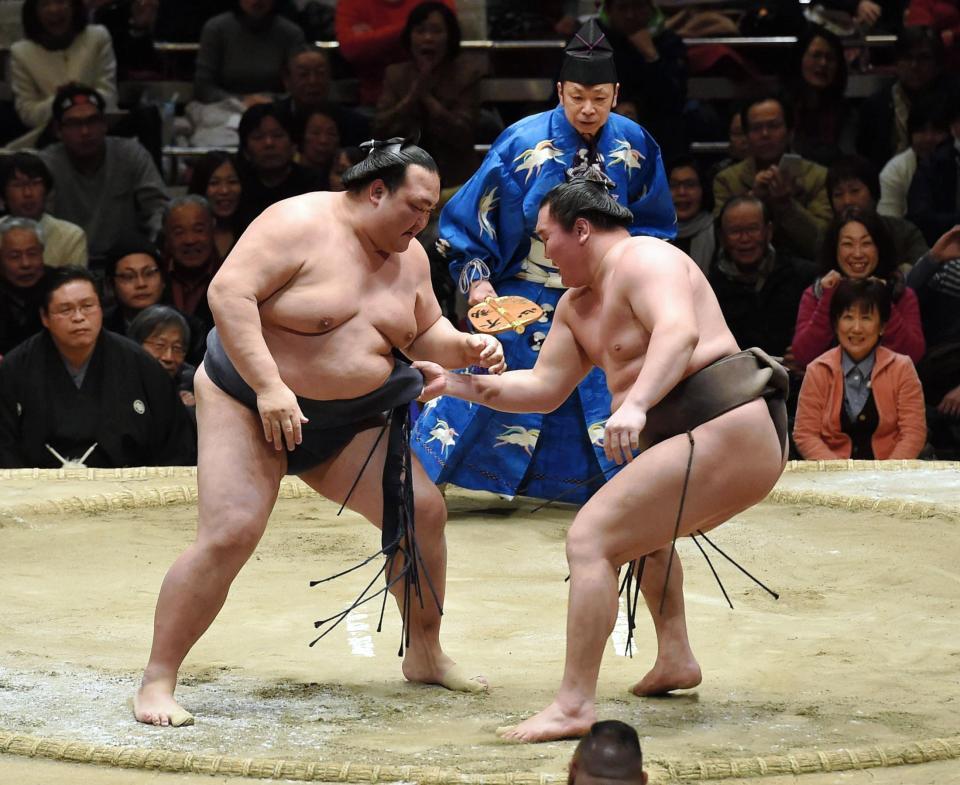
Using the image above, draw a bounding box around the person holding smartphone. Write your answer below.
[713,95,832,261]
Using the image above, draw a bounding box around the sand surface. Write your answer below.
[0,466,958,784]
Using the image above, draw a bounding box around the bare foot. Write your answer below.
[402,650,488,693]
[133,682,194,727]
[496,700,595,743]
[629,656,702,696]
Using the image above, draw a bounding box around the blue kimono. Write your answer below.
[411,105,677,502]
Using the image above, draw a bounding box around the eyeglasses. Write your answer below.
[725,225,766,238]
[2,248,43,262]
[49,301,99,318]
[6,177,45,192]
[114,267,160,284]
[144,339,186,358]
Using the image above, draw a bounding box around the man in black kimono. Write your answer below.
[0,216,48,357]
[0,267,196,468]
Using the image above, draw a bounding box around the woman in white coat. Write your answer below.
[9,0,118,150]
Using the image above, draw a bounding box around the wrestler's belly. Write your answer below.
[263,325,396,401]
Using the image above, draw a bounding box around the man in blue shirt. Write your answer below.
[412,18,676,505]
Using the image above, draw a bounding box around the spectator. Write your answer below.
[707,106,749,182]
[374,2,485,192]
[328,146,364,193]
[906,0,960,70]
[0,266,196,468]
[161,195,219,357]
[782,26,856,166]
[93,0,163,79]
[568,721,647,785]
[335,0,456,107]
[794,277,926,460]
[878,95,950,218]
[596,0,688,161]
[276,44,370,147]
[908,225,960,456]
[194,0,305,106]
[295,105,341,180]
[726,110,749,163]
[906,95,960,245]
[129,304,196,407]
[234,103,325,228]
[792,207,925,367]
[856,26,956,171]
[0,152,88,268]
[713,96,832,260]
[827,155,929,271]
[39,84,169,265]
[187,150,244,259]
[101,240,164,336]
[8,0,118,150]
[710,195,817,360]
[0,216,48,356]
[667,156,715,274]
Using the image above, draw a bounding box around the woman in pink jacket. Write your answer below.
[794,278,927,460]
[792,207,925,368]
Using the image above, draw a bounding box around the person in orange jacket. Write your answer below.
[794,277,927,459]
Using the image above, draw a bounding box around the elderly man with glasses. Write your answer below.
[0,152,88,269]
[0,215,49,356]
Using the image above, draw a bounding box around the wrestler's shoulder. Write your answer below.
[615,235,678,265]
[261,191,340,224]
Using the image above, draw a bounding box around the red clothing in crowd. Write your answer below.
[791,282,926,368]
[906,0,960,69]
[335,0,458,106]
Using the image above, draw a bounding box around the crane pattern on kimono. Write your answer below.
[494,425,540,455]
[513,140,566,183]
[425,419,458,456]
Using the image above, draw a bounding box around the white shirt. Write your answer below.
[877,148,917,219]
[8,25,118,149]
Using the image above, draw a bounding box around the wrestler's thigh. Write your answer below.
[194,365,286,544]
[298,426,446,532]
[571,399,783,567]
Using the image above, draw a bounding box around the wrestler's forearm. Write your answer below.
[442,368,558,413]
[622,326,698,412]
[209,291,283,393]
[408,318,474,369]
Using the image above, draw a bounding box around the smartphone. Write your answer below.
[778,153,803,178]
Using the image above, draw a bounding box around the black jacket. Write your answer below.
[709,251,818,357]
[0,330,196,468]
[907,139,959,246]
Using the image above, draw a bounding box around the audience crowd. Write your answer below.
[2,0,960,467]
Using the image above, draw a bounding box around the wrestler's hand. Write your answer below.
[465,333,506,374]
[603,403,646,465]
[412,361,447,402]
[257,383,309,451]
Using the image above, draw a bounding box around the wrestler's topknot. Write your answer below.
[540,177,633,232]
[342,137,438,194]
